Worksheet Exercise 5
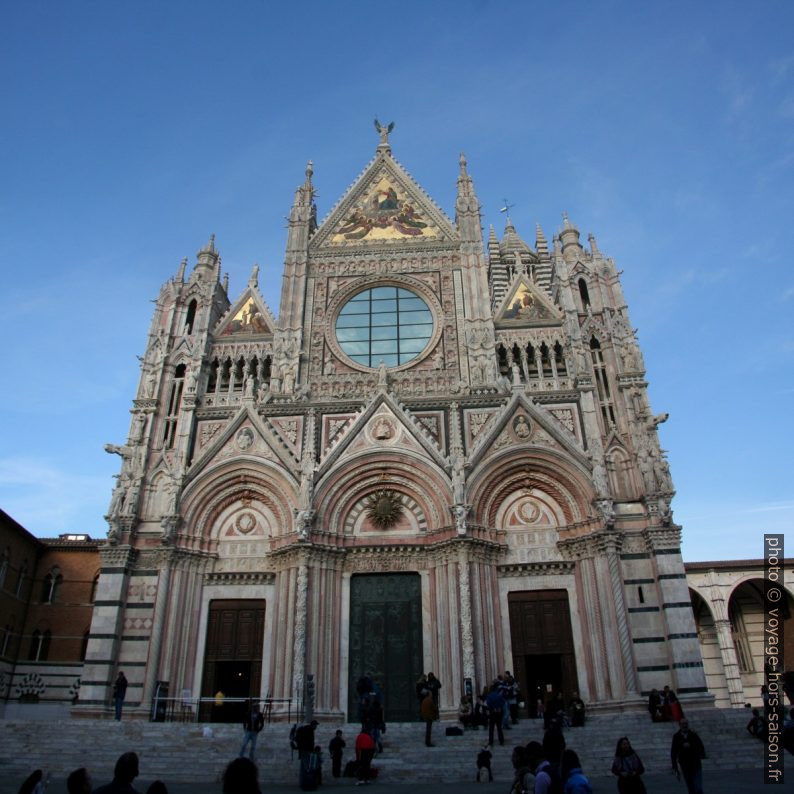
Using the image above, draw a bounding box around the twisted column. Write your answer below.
[293,562,309,713]
[458,549,476,688]
[601,535,640,696]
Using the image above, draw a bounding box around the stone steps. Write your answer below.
[0,709,764,784]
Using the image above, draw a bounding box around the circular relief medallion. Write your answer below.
[371,416,394,440]
[235,511,257,534]
[236,428,254,450]
[512,416,531,440]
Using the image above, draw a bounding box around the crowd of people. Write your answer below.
[18,673,794,794]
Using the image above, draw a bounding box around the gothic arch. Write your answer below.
[180,460,297,551]
[314,450,449,536]
[605,444,638,499]
[468,448,593,528]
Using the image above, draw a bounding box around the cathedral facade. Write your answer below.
[80,131,709,721]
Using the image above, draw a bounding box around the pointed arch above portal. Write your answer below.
[316,390,447,479]
[494,275,563,329]
[467,392,588,474]
[310,151,459,249]
[213,287,276,338]
[187,404,298,487]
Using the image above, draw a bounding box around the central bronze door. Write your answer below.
[348,573,423,722]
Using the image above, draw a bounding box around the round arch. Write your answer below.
[467,446,595,528]
[180,459,298,551]
[314,450,450,536]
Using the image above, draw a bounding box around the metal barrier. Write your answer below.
[149,695,293,723]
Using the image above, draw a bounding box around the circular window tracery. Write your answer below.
[334,286,434,368]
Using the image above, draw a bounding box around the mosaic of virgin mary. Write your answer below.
[333,178,433,242]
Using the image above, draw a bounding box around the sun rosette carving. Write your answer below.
[324,275,443,374]
[364,489,405,529]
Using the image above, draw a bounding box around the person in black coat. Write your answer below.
[671,719,706,794]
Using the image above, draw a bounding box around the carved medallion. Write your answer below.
[236,428,254,450]
[235,512,258,535]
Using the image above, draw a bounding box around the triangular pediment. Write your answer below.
[468,392,588,473]
[186,405,298,486]
[494,276,563,328]
[311,151,458,249]
[213,288,275,338]
[317,389,447,478]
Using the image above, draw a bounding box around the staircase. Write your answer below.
[0,709,764,785]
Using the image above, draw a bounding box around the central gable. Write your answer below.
[310,151,458,249]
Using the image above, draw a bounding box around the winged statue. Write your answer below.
[374,118,395,145]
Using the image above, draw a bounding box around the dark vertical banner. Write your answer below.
[764,534,784,784]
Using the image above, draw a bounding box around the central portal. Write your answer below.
[348,573,423,722]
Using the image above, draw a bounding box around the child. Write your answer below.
[476,744,493,782]
[329,729,346,778]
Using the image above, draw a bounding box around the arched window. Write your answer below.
[28,630,41,660]
[184,300,198,334]
[0,622,12,657]
[0,547,9,589]
[40,630,51,661]
[578,278,591,311]
[15,560,27,597]
[589,336,616,426]
[41,569,63,603]
[80,629,90,661]
[163,364,186,449]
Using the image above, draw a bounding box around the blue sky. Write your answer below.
[1,2,791,561]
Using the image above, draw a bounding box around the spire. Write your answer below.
[500,217,533,256]
[535,224,549,259]
[176,257,187,282]
[222,272,229,294]
[304,160,313,191]
[455,151,482,244]
[559,213,583,263]
[588,232,600,256]
[195,233,220,276]
[248,263,260,289]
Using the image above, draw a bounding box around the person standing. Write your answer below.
[426,672,442,710]
[112,672,128,721]
[420,690,438,747]
[485,683,505,747]
[239,700,264,761]
[295,720,319,788]
[328,730,346,778]
[671,718,706,794]
[355,725,376,785]
[611,736,646,794]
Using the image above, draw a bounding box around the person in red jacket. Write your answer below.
[355,725,376,786]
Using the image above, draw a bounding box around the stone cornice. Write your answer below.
[643,525,682,551]
[498,560,575,577]
[99,545,136,569]
[557,529,625,560]
[205,571,276,585]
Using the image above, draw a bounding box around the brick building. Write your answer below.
[0,508,99,717]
